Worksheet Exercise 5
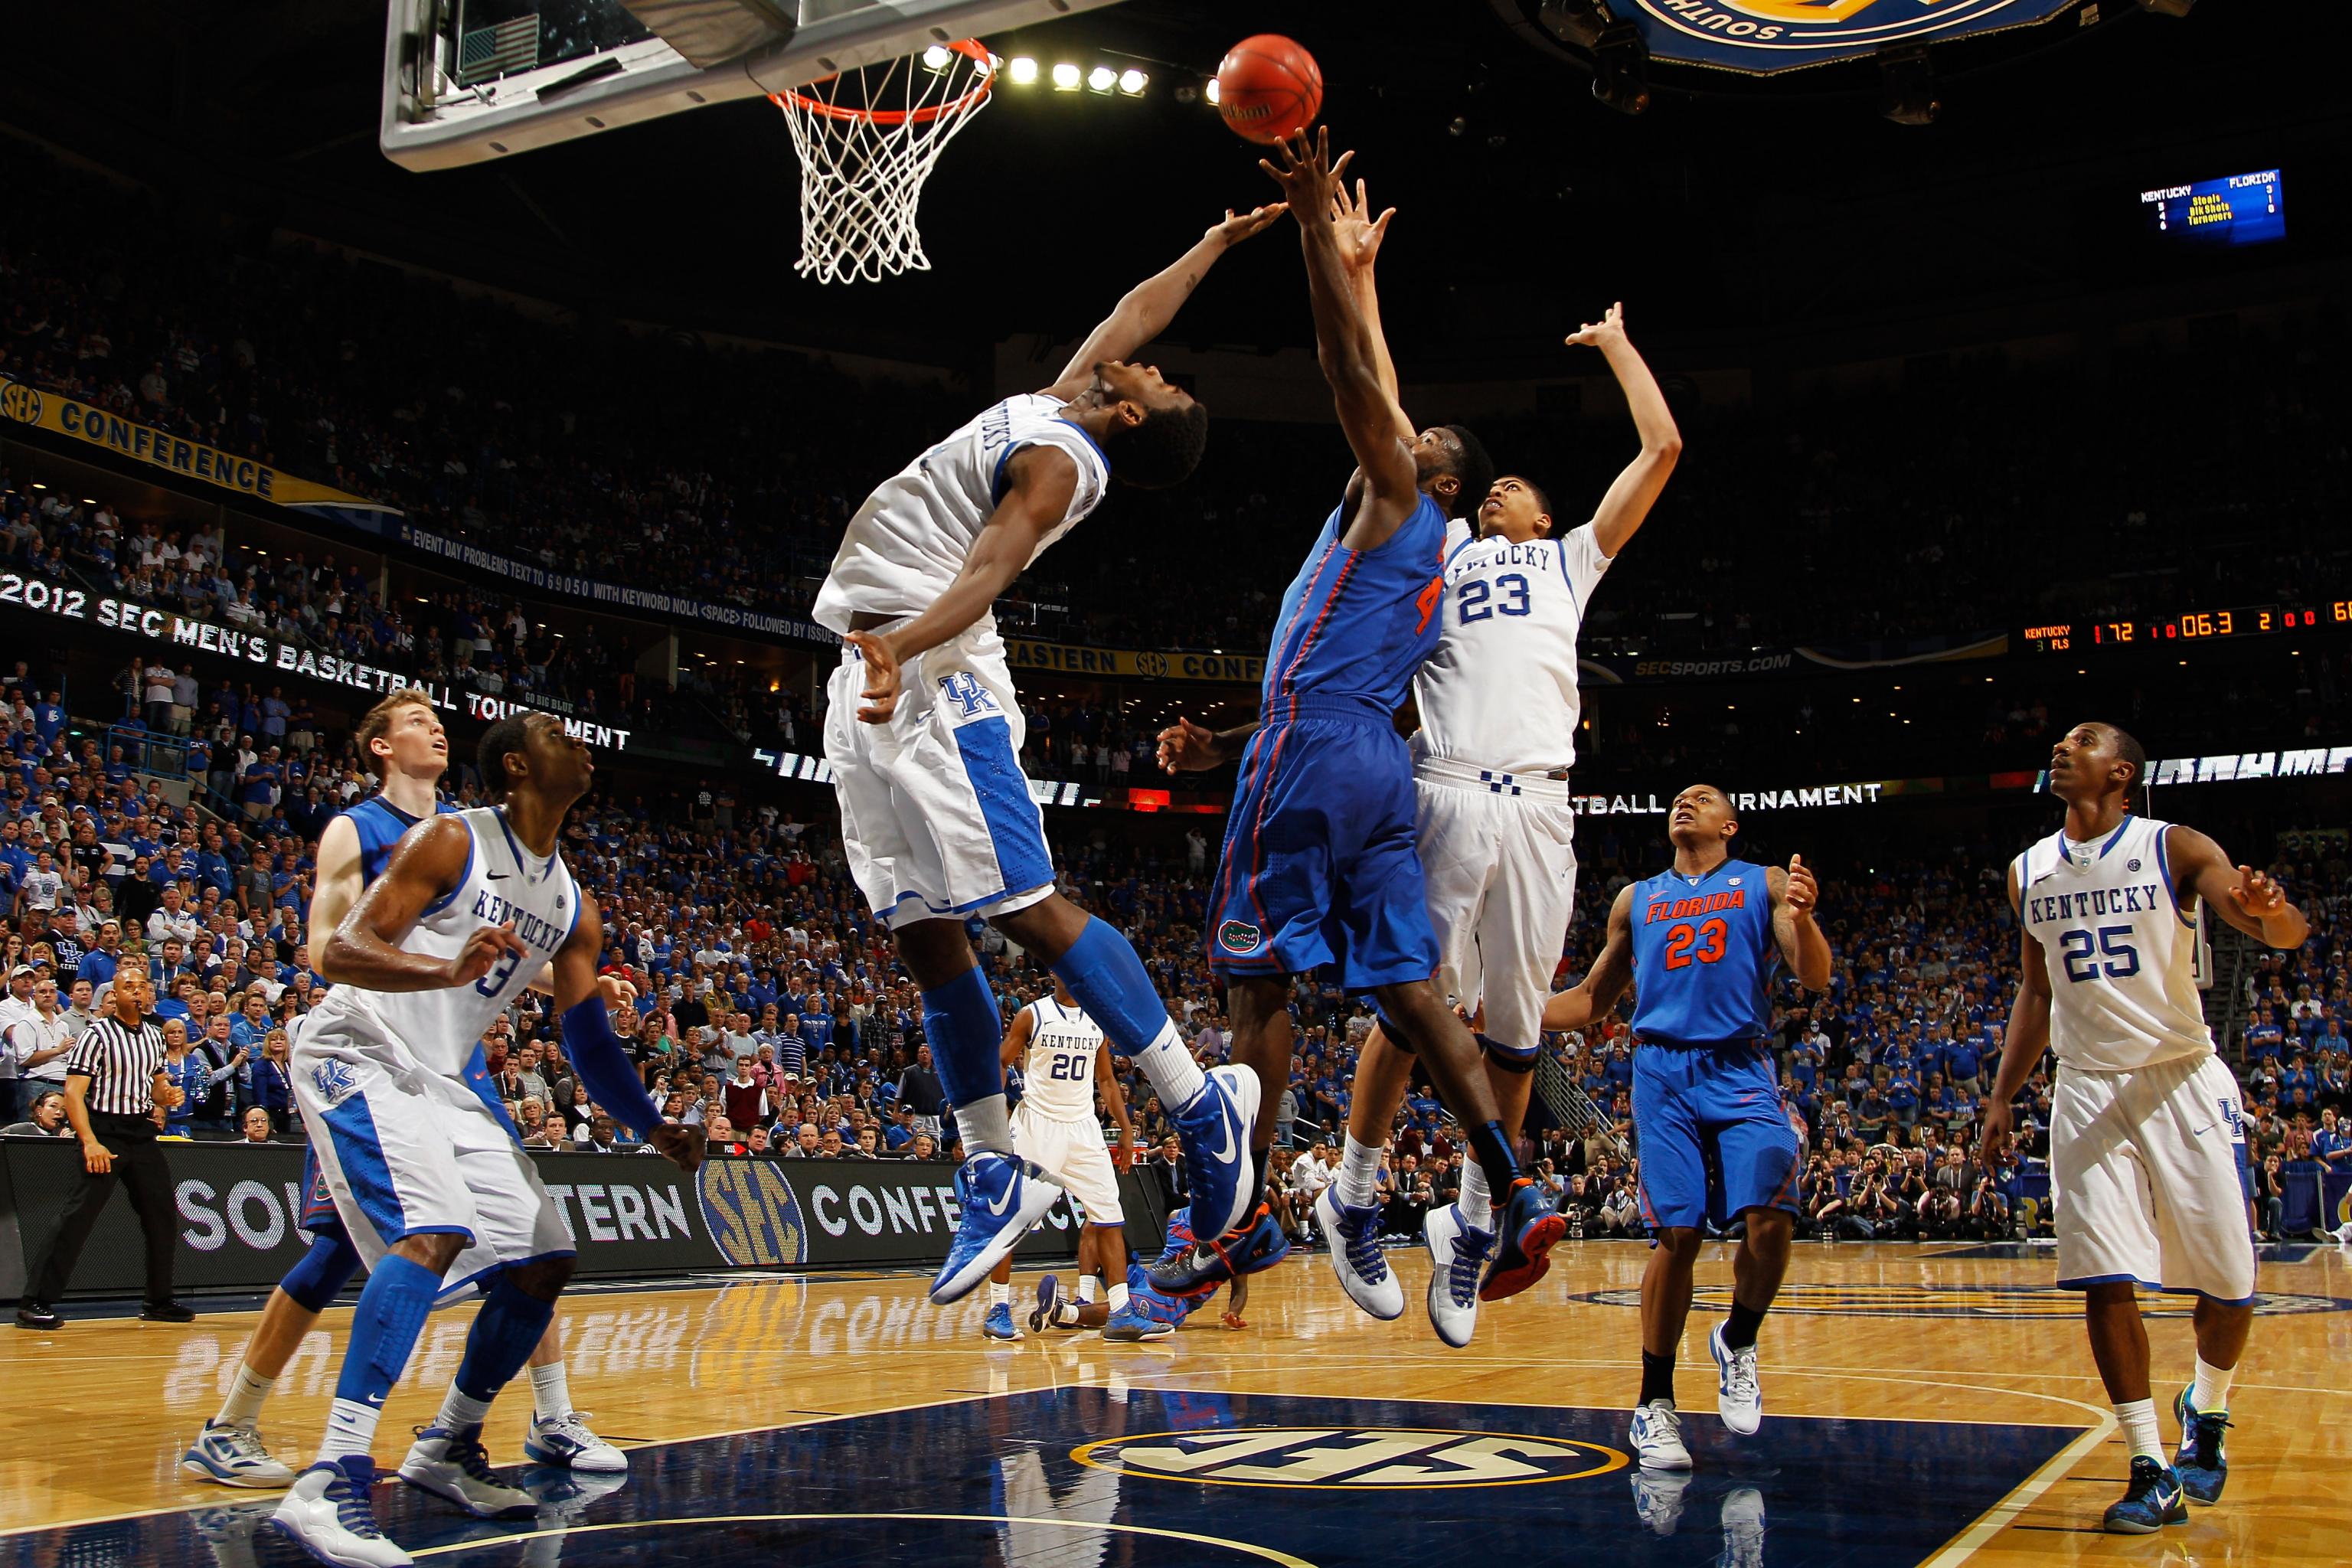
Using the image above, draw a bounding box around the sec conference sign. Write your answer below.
[1626,0,2080,74]
[1073,1427,1626,1490]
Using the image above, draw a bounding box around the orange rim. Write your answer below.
[769,38,992,126]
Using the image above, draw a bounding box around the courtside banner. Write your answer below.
[0,1142,1085,1298]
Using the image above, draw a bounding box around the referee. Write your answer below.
[14,969,194,1329]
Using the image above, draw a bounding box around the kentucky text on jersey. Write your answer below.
[467,890,567,953]
[2026,882,2169,926]
[1646,889,1749,923]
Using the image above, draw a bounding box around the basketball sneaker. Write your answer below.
[397,1426,537,1518]
[1424,1203,1495,1349]
[1148,1204,1290,1296]
[1028,1275,1067,1333]
[522,1410,628,1473]
[929,1151,1063,1305]
[1709,1321,1764,1436]
[270,1455,412,1568]
[1480,1181,1567,1302]
[1314,1184,1402,1321]
[982,1302,1022,1341]
[1628,1465,1693,1537]
[1169,1065,1260,1243]
[1102,1298,1177,1341]
[182,1419,297,1488]
[2172,1388,2231,1504]
[1718,1486,1767,1568]
[2102,1455,2188,1534]
[1628,1400,1692,1470]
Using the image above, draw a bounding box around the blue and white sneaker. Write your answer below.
[521,1410,627,1473]
[1424,1203,1494,1349]
[271,1455,411,1568]
[1710,1321,1763,1436]
[1029,1274,1069,1333]
[1102,1299,1177,1341]
[1148,1204,1291,1296]
[1628,1400,1692,1469]
[929,1152,1064,1305]
[982,1301,1022,1341]
[2173,1388,2231,1504]
[397,1426,537,1519]
[1628,1464,1693,1537]
[1170,1065,1260,1243]
[1719,1486,1767,1568]
[1315,1184,1403,1320]
[2102,1455,2187,1534]
[181,1419,297,1488]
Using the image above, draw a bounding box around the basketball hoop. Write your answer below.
[770,39,994,286]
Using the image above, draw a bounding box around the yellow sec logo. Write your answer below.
[1073,1426,1627,1490]
[0,381,42,423]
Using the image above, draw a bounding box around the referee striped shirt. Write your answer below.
[65,1014,166,1116]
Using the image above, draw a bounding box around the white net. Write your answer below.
[771,41,994,286]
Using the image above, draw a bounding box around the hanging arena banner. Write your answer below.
[1619,0,2082,74]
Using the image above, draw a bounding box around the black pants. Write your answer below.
[23,1116,175,1306]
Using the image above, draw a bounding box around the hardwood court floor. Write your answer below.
[4,1240,2348,1566]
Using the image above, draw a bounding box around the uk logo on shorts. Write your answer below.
[1217,920,1263,955]
[311,1058,361,1108]
[937,672,1000,717]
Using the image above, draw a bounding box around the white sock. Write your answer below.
[215,1364,276,1429]
[1054,1302,1081,1327]
[1338,1135,1383,1208]
[1076,1274,1100,1304]
[1135,1022,1208,1113]
[528,1360,572,1422]
[318,1398,381,1464]
[1107,1281,1129,1312]
[956,1094,1014,1157]
[436,1384,495,1435]
[1460,1157,1492,1217]
[988,1280,1011,1308]
[2191,1356,2234,1416]
[2115,1398,2163,1462]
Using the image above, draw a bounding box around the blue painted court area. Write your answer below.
[6,1389,2078,1568]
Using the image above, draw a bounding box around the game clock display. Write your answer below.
[2141,168,2285,247]
[2023,601,2350,654]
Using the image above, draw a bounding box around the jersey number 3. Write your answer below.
[1662,919,1728,970]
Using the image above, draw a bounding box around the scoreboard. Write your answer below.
[2023,601,2350,655]
[2141,169,2285,247]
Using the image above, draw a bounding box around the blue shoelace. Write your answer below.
[1448,1226,1493,1308]
[444,1434,501,1484]
[1340,1205,1387,1280]
[2186,1412,2230,1468]
[331,1470,384,1536]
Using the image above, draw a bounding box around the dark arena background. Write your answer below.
[2,2,2348,1566]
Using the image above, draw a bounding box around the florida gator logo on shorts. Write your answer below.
[1217,920,1263,955]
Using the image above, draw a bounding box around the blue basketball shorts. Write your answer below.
[1632,1040,1804,1231]
[1207,702,1439,993]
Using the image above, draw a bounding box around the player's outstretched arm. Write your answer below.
[2167,825,2311,949]
[1566,303,1682,558]
[1542,885,1638,1031]
[1041,204,1286,401]
[844,446,1082,724]
[323,817,522,991]
[1768,854,1832,991]
[1980,861,2052,1165]
[1262,130,1418,539]
[1328,175,1411,444]
[554,898,700,1167]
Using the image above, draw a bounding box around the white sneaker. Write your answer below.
[1315,1184,1403,1321]
[521,1410,628,1473]
[1423,1203,1494,1349]
[270,1457,413,1568]
[182,1419,298,1488]
[397,1426,537,1518]
[1710,1321,1764,1436]
[1628,1400,1692,1469]
[1720,1486,1767,1568]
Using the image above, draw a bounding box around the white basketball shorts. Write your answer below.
[2051,1051,2256,1305]
[292,1004,573,1305]
[825,619,1056,932]
[1412,757,1580,1062]
[1012,1102,1122,1227]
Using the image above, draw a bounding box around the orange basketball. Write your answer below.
[1215,34,1321,145]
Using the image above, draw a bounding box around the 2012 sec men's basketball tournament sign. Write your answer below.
[1628,0,2080,73]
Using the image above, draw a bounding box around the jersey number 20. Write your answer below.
[1662,919,1728,969]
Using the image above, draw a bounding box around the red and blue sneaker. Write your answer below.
[1148,1204,1292,1296]
[1480,1180,1567,1302]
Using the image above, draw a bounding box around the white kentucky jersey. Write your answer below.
[2017,815,2212,1073]
[1018,996,1106,1121]
[812,394,1112,634]
[308,807,582,1080]
[1411,519,1612,775]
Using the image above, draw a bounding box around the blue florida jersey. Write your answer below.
[1628,858,1780,1047]
[1259,491,1451,719]
[341,793,460,885]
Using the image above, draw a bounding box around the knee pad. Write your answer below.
[1478,1032,1540,1075]
[279,1232,364,1313]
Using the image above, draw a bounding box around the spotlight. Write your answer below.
[1537,0,1611,50]
[1204,75,1220,105]
[1589,21,1650,116]
[920,44,951,71]
[1118,67,1147,96]
[1877,44,1940,126]
[1006,54,1038,84]
[1086,64,1116,93]
[1050,60,1081,90]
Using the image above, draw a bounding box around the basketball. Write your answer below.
[1215,34,1321,145]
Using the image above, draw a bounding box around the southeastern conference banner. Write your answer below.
[1622,0,2080,75]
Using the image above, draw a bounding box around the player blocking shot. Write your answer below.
[976,982,1147,1341]
[1982,721,2305,1535]
[815,201,1289,1307]
[184,691,632,1491]
[1543,786,1829,1473]
[270,715,700,1568]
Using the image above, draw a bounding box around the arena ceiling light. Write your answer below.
[1006,55,1039,84]
[1086,64,1117,93]
[1050,60,1083,90]
[1589,21,1651,116]
[1878,44,1940,126]
[1118,67,1148,96]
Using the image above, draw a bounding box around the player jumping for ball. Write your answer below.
[1543,786,1828,1471]
[1982,721,2304,1534]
